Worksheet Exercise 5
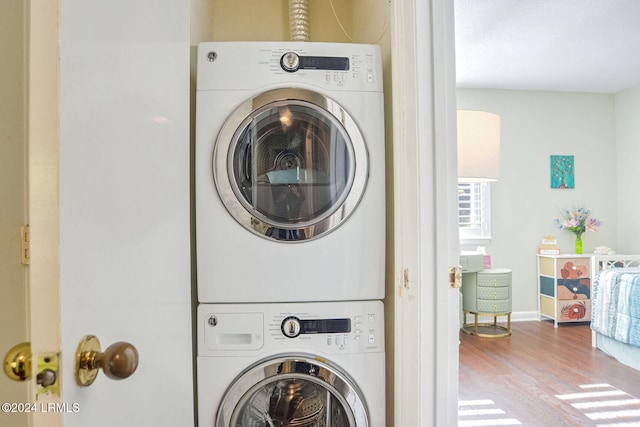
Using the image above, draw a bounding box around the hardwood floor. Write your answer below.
[459,320,640,426]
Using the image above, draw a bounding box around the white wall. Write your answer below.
[457,88,618,313]
[615,85,640,254]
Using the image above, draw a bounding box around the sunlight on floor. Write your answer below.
[555,383,640,427]
[459,383,640,426]
[458,399,522,426]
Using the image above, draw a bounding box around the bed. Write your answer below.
[590,255,640,371]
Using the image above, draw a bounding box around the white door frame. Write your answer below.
[391,0,459,425]
[27,0,62,425]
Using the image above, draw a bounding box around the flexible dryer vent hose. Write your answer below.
[288,0,309,41]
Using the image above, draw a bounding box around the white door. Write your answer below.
[391,0,460,425]
[25,1,194,426]
[0,1,29,426]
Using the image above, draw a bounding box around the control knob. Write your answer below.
[281,52,300,72]
[281,316,301,338]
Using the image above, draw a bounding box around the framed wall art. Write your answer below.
[550,155,574,189]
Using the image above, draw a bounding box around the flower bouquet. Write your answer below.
[554,207,601,254]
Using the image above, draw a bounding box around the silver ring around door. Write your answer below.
[215,355,369,427]
[213,88,369,242]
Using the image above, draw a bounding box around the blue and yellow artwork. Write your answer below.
[550,155,574,189]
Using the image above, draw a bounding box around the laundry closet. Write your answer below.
[192,2,393,425]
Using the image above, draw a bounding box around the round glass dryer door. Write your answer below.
[213,88,368,242]
[216,357,369,427]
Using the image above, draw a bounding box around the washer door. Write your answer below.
[215,356,369,427]
[213,88,368,242]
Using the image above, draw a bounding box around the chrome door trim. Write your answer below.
[215,354,369,427]
[212,88,369,242]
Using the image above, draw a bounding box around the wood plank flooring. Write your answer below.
[459,320,640,426]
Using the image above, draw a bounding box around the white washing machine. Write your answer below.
[197,300,385,426]
[195,41,385,303]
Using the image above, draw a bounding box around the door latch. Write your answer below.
[3,342,60,395]
[448,266,462,288]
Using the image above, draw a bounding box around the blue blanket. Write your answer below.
[591,268,640,348]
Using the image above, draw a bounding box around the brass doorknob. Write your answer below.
[3,342,31,381]
[75,335,139,387]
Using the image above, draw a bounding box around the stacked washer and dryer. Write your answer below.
[195,41,386,427]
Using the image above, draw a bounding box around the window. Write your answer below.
[458,182,491,242]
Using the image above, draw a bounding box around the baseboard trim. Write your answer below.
[462,310,539,324]
[511,311,539,322]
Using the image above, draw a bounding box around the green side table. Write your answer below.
[461,268,512,338]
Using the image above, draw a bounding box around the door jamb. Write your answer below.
[391,0,459,424]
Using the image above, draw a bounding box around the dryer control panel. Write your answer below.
[273,49,377,88]
[280,52,350,73]
[196,41,383,93]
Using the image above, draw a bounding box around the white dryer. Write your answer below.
[197,300,385,426]
[195,42,385,303]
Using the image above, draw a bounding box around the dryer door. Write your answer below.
[213,88,368,242]
[215,356,369,427]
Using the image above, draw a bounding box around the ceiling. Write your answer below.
[454,0,640,94]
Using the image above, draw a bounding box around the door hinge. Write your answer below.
[403,268,410,289]
[21,225,30,265]
[448,266,461,288]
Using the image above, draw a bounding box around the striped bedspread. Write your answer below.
[591,268,640,348]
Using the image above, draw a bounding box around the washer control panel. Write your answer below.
[198,301,384,356]
[275,309,382,353]
[281,316,351,338]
